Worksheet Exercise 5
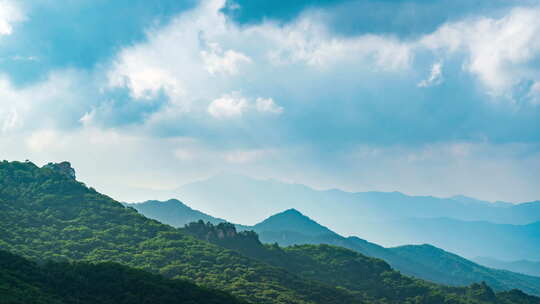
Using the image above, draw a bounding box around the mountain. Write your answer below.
[248,209,540,296]
[176,173,540,228]
[2,160,539,304]
[129,198,540,296]
[252,209,335,236]
[125,199,226,227]
[389,245,540,295]
[182,220,540,304]
[174,174,540,260]
[0,161,359,304]
[373,218,540,261]
[474,257,540,278]
[0,249,244,304]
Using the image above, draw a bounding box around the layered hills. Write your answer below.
[166,173,540,261]
[2,160,539,304]
[130,200,540,296]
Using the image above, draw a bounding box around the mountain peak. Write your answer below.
[254,209,335,237]
[281,208,303,216]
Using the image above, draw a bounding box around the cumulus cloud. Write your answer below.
[262,19,412,70]
[421,7,540,99]
[256,97,283,114]
[0,0,24,36]
[0,70,94,133]
[106,0,413,119]
[201,43,252,75]
[208,93,248,118]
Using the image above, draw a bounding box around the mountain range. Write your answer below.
[474,257,540,278]
[2,160,540,304]
[159,173,540,262]
[127,200,540,296]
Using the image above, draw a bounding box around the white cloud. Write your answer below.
[256,97,283,114]
[0,70,93,132]
[105,0,414,121]
[208,93,248,118]
[108,59,184,102]
[418,62,443,87]
[0,0,24,36]
[260,19,412,70]
[201,43,252,75]
[421,7,540,99]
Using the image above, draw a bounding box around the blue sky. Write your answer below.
[1,0,540,203]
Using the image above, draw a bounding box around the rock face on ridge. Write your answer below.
[42,161,76,180]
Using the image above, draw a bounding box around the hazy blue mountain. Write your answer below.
[125,199,226,227]
[247,209,540,296]
[389,245,540,295]
[129,199,540,296]
[371,218,540,261]
[474,257,540,278]
[252,209,335,236]
[174,174,540,260]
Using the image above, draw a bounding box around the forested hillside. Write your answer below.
[1,160,540,304]
[0,161,357,304]
[130,200,540,296]
[183,220,540,304]
[0,250,244,304]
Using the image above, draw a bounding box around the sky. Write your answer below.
[1,0,540,203]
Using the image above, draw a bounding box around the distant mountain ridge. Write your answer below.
[176,173,540,227]
[376,217,540,261]
[125,199,226,227]
[130,199,540,296]
[249,208,540,296]
[171,173,540,261]
[474,257,540,278]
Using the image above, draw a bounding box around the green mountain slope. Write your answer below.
[182,220,540,304]
[0,249,244,304]
[0,161,358,304]
[390,245,540,295]
[250,210,540,296]
[2,160,540,304]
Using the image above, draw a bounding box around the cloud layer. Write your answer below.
[2,0,540,205]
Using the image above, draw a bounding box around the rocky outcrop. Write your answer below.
[42,161,76,180]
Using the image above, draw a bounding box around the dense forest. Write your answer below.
[0,249,244,304]
[1,160,540,304]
